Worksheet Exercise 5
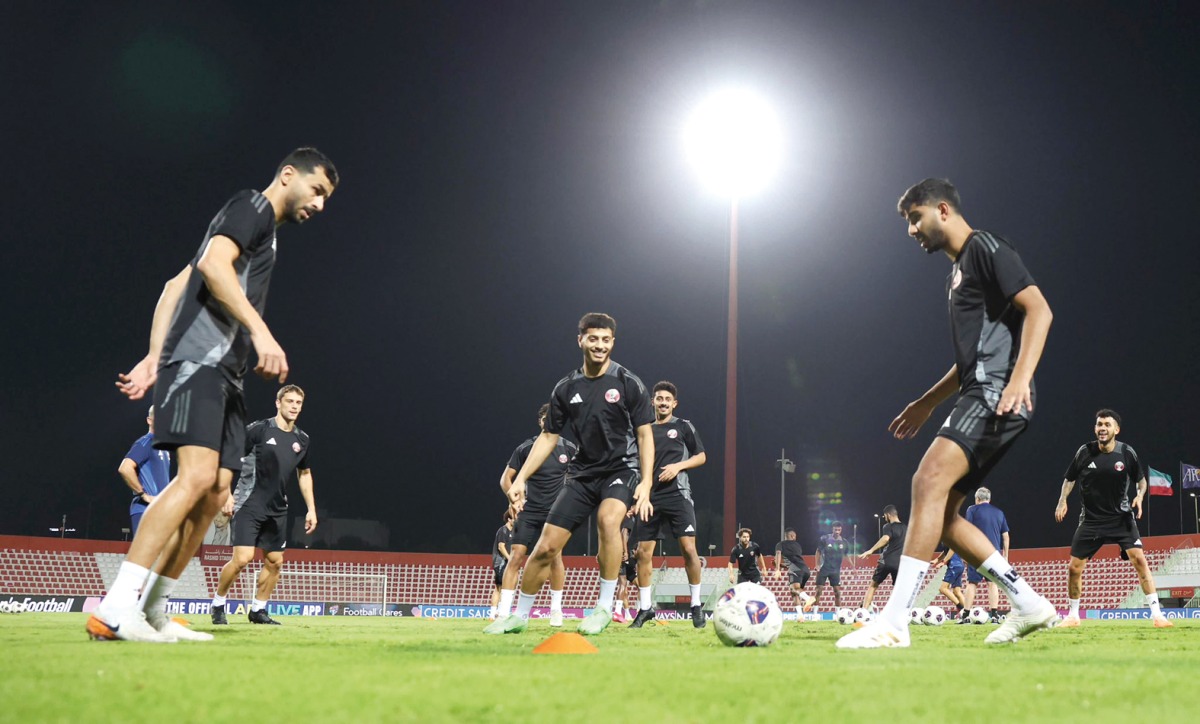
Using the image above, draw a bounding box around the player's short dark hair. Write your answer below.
[503,508,514,523]
[784,527,796,535]
[897,178,961,215]
[277,147,339,187]
[578,312,616,336]
[737,527,752,537]
[537,403,550,420]
[653,381,677,398]
[1096,408,1121,426]
[882,504,898,517]
[277,385,305,401]
[831,521,842,528]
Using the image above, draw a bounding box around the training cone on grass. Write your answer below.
[532,632,598,655]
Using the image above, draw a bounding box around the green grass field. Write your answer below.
[2,614,1197,722]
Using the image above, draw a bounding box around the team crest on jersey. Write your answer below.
[605,388,621,403]
[1115,461,1125,472]
[950,266,963,291]
[558,454,568,463]
[293,442,302,453]
[667,429,678,439]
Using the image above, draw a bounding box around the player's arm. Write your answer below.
[728,551,737,584]
[498,542,510,561]
[774,549,783,579]
[298,468,317,533]
[888,365,959,439]
[931,548,953,567]
[757,552,768,573]
[658,451,707,482]
[117,458,148,500]
[860,535,889,559]
[631,423,655,521]
[499,466,517,495]
[196,236,288,382]
[1055,480,1075,522]
[1132,477,1148,519]
[997,285,1052,415]
[508,432,560,510]
[1001,532,1010,559]
[116,265,192,399]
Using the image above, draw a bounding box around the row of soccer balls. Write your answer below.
[834,605,994,626]
[0,601,30,614]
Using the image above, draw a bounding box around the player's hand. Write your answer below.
[116,355,158,400]
[633,482,654,522]
[507,479,527,513]
[888,398,934,439]
[997,378,1033,416]
[221,494,235,517]
[658,463,683,482]
[305,510,318,533]
[1054,500,1067,522]
[251,330,289,383]
[1132,494,1144,519]
[142,494,156,504]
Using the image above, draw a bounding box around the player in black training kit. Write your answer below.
[813,521,848,609]
[859,506,907,609]
[774,528,816,616]
[839,179,1056,649]
[489,512,515,620]
[615,512,637,623]
[728,529,767,585]
[211,385,316,625]
[95,148,337,644]
[497,313,655,636]
[629,381,708,629]
[483,405,576,632]
[1055,409,1172,629]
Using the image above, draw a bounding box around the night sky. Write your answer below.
[6,2,1199,556]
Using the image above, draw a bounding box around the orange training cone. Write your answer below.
[532,632,599,655]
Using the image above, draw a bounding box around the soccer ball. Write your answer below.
[0,601,10,614]
[712,583,784,647]
[834,607,855,625]
[923,605,947,625]
[969,606,990,624]
[852,608,873,625]
[909,607,925,624]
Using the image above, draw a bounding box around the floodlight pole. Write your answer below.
[723,197,739,548]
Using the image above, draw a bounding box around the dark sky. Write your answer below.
[5,1,1199,554]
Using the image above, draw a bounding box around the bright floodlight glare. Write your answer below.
[684,89,782,198]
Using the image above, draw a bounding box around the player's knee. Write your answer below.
[175,468,220,498]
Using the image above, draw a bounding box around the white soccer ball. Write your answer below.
[852,608,874,625]
[712,582,785,647]
[0,601,10,614]
[923,605,946,625]
[834,607,855,625]
[909,607,925,624]
[14,601,27,613]
[969,606,990,624]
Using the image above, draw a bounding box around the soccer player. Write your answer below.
[492,313,655,636]
[931,545,968,622]
[774,528,816,616]
[838,179,1056,649]
[858,506,906,609]
[1054,409,1172,629]
[614,512,637,623]
[728,528,766,585]
[629,381,708,629]
[963,487,1010,622]
[211,385,317,625]
[489,511,515,620]
[484,404,576,631]
[812,521,848,609]
[117,406,171,537]
[94,148,337,643]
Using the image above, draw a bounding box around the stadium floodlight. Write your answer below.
[683,88,782,199]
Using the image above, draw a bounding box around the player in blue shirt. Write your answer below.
[117,407,172,537]
[964,487,1009,622]
[931,545,968,622]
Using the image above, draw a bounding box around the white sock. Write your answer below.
[251,599,267,612]
[498,589,515,616]
[138,573,177,619]
[638,586,653,611]
[1146,594,1162,617]
[515,591,536,619]
[978,552,1041,614]
[212,594,227,607]
[1068,598,1080,617]
[550,589,563,612]
[689,583,702,607]
[101,561,152,612]
[880,555,929,629]
[596,577,617,613]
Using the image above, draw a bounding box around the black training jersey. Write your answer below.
[508,436,577,513]
[650,416,705,499]
[817,534,849,571]
[775,539,807,570]
[162,190,278,382]
[233,418,310,516]
[1064,441,1145,524]
[493,524,513,568]
[948,231,1037,416]
[880,522,907,564]
[545,361,654,478]
[730,542,763,575]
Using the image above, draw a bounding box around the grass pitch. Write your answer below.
[1,613,1197,722]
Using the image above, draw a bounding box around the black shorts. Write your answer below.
[545,470,637,533]
[493,564,506,587]
[935,393,1028,493]
[231,508,288,553]
[815,569,841,586]
[966,566,987,585]
[512,509,549,550]
[871,560,899,585]
[621,557,637,581]
[636,491,698,542]
[1071,515,1143,560]
[787,566,811,587]
[737,572,762,584]
[153,361,247,471]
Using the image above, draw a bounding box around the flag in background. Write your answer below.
[1182,463,1200,490]
[1148,468,1173,496]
